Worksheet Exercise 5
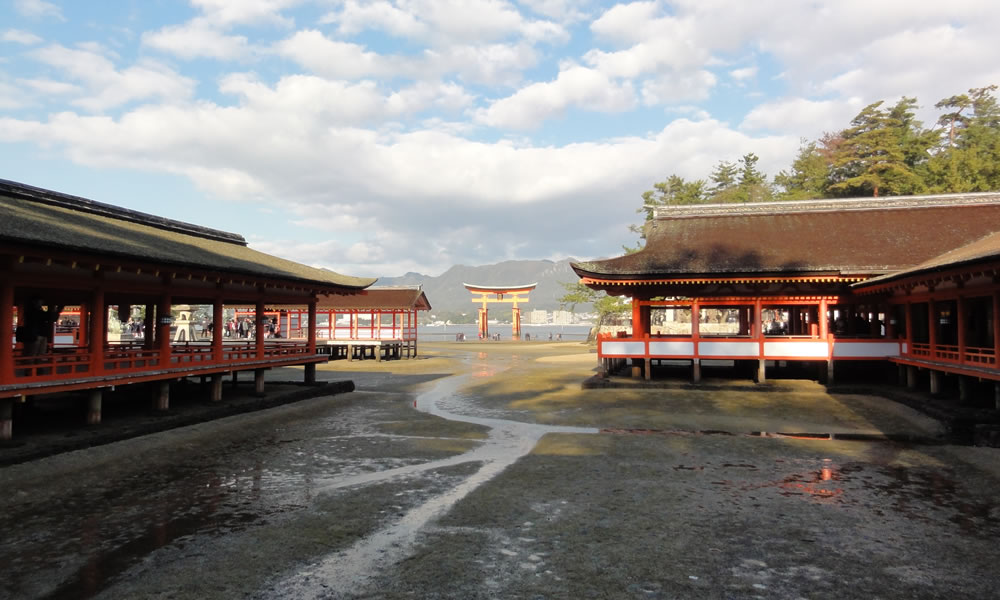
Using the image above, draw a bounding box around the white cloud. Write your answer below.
[730,66,757,82]
[275,30,396,79]
[190,0,302,28]
[2,29,43,45]
[740,97,863,137]
[640,70,716,106]
[31,44,195,111]
[476,64,636,129]
[326,0,429,38]
[17,78,82,96]
[518,0,591,23]
[323,0,567,45]
[142,22,252,61]
[14,0,65,21]
[0,82,27,110]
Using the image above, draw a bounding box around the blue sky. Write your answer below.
[2,0,999,279]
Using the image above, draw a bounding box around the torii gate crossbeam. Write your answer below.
[463,283,537,340]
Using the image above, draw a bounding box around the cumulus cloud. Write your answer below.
[2,29,43,45]
[730,66,757,83]
[142,22,252,61]
[740,97,863,138]
[275,30,396,79]
[30,44,195,111]
[475,64,636,129]
[190,0,302,28]
[14,0,65,21]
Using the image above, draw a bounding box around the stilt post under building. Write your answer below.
[254,369,266,396]
[154,381,169,411]
[87,389,102,425]
[210,373,223,402]
[0,398,12,441]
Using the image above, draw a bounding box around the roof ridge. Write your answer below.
[653,191,1000,219]
[0,178,247,246]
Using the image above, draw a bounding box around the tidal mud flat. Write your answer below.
[1,342,999,599]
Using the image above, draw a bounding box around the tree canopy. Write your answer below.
[629,84,1000,246]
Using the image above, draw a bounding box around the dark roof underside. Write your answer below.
[574,198,1000,280]
[1,184,376,291]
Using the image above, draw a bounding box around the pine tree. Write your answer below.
[827,99,926,197]
[708,160,740,203]
[775,141,830,200]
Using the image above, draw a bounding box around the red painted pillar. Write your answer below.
[158,295,172,366]
[90,287,106,374]
[819,298,829,339]
[928,298,937,358]
[0,280,14,384]
[212,298,224,363]
[631,300,641,338]
[904,302,914,355]
[255,299,266,359]
[993,292,1000,366]
[956,295,966,364]
[307,298,317,354]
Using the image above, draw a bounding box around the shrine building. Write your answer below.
[0,179,376,440]
[237,285,431,361]
[573,193,1000,403]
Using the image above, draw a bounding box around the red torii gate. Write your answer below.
[464,283,536,340]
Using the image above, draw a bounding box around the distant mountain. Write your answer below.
[376,259,588,317]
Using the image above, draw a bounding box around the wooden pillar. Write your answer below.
[0,280,14,383]
[994,382,1000,411]
[692,358,701,383]
[210,373,223,402]
[144,303,156,350]
[907,366,918,389]
[154,381,169,411]
[957,295,966,363]
[304,363,316,384]
[412,309,418,357]
[77,302,87,347]
[158,295,172,367]
[958,376,971,404]
[87,389,102,425]
[255,300,266,359]
[90,287,106,374]
[819,298,829,339]
[993,291,1000,367]
[0,398,12,441]
[308,298,317,354]
[754,298,765,382]
[927,299,937,356]
[630,301,640,338]
[254,368,265,395]
[212,298,224,363]
[904,302,914,355]
[929,370,941,395]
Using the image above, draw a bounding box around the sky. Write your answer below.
[2,1,999,280]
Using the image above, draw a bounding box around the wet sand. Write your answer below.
[1,341,998,599]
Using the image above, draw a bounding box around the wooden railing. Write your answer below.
[6,340,317,384]
[964,346,996,365]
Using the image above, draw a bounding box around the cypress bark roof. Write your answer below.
[318,286,432,310]
[0,179,376,291]
[856,230,1000,289]
[573,193,1000,281]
